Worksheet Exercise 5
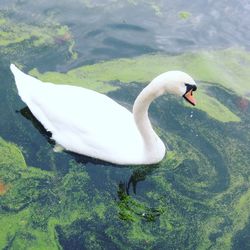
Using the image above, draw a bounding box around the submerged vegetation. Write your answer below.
[0,1,250,249]
[0,72,250,248]
[2,39,250,250]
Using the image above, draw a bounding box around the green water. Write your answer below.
[0,1,250,249]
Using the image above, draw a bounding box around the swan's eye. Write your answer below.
[185,83,197,92]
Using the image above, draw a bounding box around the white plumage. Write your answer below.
[10,64,197,165]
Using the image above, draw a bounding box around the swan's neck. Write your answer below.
[133,77,167,160]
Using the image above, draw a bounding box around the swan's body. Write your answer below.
[10,64,197,165]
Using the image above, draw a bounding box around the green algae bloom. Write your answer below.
[1,0,250,249]
[0,14,77,62]
[179,11,192,20]
[1,7,250,247]
[29,48,250,122]
[2,61,250,248]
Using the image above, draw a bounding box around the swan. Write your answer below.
[10,64,197,165]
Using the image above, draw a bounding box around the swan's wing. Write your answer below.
[25,82,142,153]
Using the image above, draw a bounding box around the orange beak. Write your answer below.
[184,89,196,106]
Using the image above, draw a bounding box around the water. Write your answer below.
[0,1,250,249]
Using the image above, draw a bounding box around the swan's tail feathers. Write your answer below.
[10,64,41,103]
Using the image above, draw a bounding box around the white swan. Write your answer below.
[10,64,197,165]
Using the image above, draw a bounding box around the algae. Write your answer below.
[0,13,77,62]
[0,1,250,249]
[193,86,241,122]
[0,138,119,249]
[1,79,250,249]
[29,48,248,122]
[179,11,192,20]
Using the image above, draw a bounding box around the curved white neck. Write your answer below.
[132,77,166,160]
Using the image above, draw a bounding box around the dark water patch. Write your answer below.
[56,220,120,250]
[2,234,16,250]
[1,40,72,73]
[0,64,29,143]
[208,217,233,244]
[165,172,211,200]
[107,82,148,113]
[170,37,196,46]
[91,47,124,57]
[233,219,250,250]
[120,165,159,196]
[102,37,156,55]
[108,23,147,32]
[85,29,103,38]
[7,106,56,170]
[174,160,200,179]
[19,107,53,144]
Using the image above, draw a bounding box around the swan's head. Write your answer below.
[154,71,197,106]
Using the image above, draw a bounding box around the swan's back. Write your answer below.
[10,65,145,164]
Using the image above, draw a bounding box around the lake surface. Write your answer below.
[0,0,250,249]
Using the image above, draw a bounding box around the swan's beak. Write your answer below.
[183,85,197,106]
